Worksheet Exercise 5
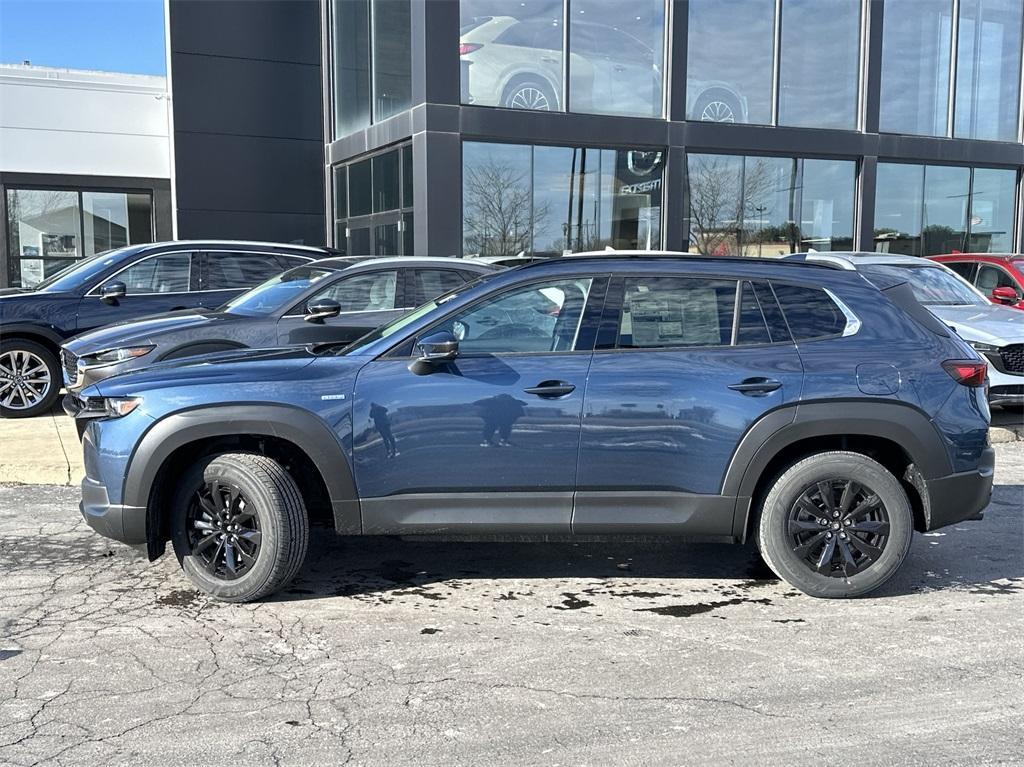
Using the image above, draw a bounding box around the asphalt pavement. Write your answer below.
[0,445,1022,766]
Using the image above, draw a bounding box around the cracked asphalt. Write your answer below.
[1,445,1022,766]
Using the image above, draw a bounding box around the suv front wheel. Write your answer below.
[757,451,914,598]
[0,339,61,418]
[171,453,309,602]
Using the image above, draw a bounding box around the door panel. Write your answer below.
[349,275,602,534]
[573,276,803,535]
[351,353,592,532]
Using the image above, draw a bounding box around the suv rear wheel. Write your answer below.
[757,451,913,598]
[171,453,309,602]
[0,339,61,418]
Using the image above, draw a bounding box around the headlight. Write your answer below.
[87,346,155,365]
[75,396,143,419]
[968,341,999,353]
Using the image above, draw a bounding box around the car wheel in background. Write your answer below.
[502,78,557,111]
[0,339,61,418]
[693,90,743,123]
[171,452,309,602]
[757,451,913,598]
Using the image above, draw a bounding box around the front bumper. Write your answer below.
[985,355,1023,404]
[80,475,147,545]
[923,447,995,530]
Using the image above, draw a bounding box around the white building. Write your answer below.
[0,64,174,287]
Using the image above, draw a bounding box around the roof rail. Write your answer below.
[551,249,838,269]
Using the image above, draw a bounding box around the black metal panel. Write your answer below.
[169,0,321,65]
[171,53,323,141]
[169,0,324,243]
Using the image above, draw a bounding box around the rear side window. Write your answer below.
[205,252,285,290]
[618,277,736,349]
[736,282,771,345]
[276,254,311,271]
[412,269,466,305]
[753,282,791,343]
[771,283,847,340]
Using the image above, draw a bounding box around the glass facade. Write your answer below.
[686,154,856,256]
[778,0,861,129]
[879,0,953,136]
[686,0,774,124]
[332,143,414,256]
[325,0,1024,258]
[873,162,1017,255]
[463,141,663,257]
[331,0,411,139]
[459,0,665,117]
[5,188,153,287]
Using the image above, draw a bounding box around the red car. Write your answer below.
[929,253,1024,310]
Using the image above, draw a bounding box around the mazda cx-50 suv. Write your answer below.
[67,252,993,602]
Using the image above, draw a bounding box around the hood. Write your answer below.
[928,303,1024,345]
[90,345,320,397]
[64,309,238,353]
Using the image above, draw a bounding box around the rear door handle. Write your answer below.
[728,377,782,395]
[523,380,576,398]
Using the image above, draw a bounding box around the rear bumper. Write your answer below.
[923,447,995,530]
[80,476,147,545]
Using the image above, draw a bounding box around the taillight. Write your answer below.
[941,359,987,387]
[459,42,482,56]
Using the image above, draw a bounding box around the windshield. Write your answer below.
[31,246,142,293]
[221,265,338,316]
[859,265,987,307]
[337,271,500,355]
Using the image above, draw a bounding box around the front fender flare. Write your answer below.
[123,404,360,535]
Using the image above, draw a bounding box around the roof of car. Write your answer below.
[141,240,340,254]
[303,255,500,271]
[786,251,945,270]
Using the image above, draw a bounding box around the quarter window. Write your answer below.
[434,278,594,354]
[771,283,847,340]
[117,253,191,295]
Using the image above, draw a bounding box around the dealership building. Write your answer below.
[4,0,1024,286]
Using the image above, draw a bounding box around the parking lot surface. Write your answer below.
[1,445,1022,766]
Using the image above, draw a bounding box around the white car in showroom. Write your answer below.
[789,252,1024,408]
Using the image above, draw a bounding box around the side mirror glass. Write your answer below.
[305,298,342,323]
[416,330,459,362]
[99,281,127,302]
[991,286,1018,304]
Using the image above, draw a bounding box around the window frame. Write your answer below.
[198,250,294,293]
[594,273,797,353]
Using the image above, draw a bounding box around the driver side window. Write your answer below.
[431,278,594,354]
[308,270,398,313]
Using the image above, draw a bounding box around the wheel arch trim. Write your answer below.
[724,400,953,537]
[0,323,65,349]
[123,404,360,534]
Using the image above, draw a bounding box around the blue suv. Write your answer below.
[0,240,326,417]
[67,254,994,601]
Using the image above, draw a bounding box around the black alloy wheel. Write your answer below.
[787,479,891,578]
[186,479,262,580]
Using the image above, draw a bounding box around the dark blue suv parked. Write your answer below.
[0,240,325,417]
[68,253,994,602]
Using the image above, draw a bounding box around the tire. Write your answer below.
[0,338,61,418]
[756,451,913,598]
[502,78,557,111]
[171,452,309,602]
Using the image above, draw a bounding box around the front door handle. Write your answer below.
[728,377,782,395]
[523,380,576,398]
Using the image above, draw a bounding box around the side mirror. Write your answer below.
[99,281,126,303]
[304,298,342,323]
[416,330,459,362]
[991,286,1019,305]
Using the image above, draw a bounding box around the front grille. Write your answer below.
[1000,344,1024,374]
[61,349,79,386]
